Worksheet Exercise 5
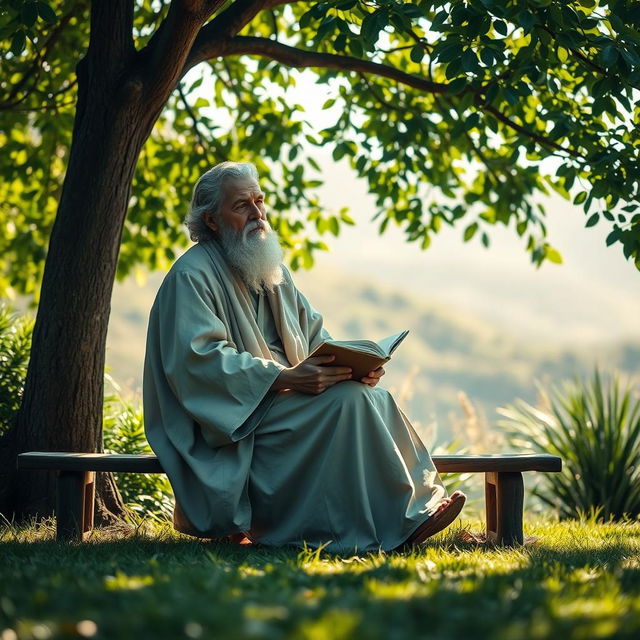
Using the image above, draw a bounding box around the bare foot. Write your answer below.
[397,491,467,549]
[434,491,464,515]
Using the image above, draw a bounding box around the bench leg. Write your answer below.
[56,470,95,541]
[83,471,96,535]
[485,471,524,545]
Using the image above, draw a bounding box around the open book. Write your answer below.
[308,330,409,380]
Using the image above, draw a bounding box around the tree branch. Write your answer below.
[177,82,216,164]
[481,101,579,158]
[358,73,411,114]
[207,0,299,38]
[538,22,640,91]
[186,33,583,162]
[0,79,78,113]
[6,8,78,102]
[1,4,83,110]
[0,98,76,113]
[188,35,451,94]
[135,0,228,107]
[184,0,298,70]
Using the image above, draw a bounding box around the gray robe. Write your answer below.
[143,240,446,552]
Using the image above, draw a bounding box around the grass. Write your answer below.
[1,514,640,640]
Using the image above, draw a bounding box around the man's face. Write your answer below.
[205,177,267,237]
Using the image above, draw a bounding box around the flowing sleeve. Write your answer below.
[147,269,286,448]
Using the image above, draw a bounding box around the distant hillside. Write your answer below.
[107,264,640,445]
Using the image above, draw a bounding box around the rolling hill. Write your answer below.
[106,264,640,446]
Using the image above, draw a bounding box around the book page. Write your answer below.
[324,339,383,357]
[376,330,410,357]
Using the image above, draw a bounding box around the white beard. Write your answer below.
[217,219,284,294]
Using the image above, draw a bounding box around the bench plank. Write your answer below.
[17,452,561,474]
[18,452,164,473]
[17,451,562,545]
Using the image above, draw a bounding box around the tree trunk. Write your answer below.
[0,0,209,526]
[0,48,166,524]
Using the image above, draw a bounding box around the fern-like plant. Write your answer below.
[0,304,33,436]
[103,378,174,520]
[497,368,640,521]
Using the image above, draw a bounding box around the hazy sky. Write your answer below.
[276,71,640,349]
[298,153,640,348]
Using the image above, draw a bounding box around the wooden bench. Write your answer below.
[17,452,561,545]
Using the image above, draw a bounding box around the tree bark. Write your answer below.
[0,31,170,524]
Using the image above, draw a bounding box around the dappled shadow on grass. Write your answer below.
[2,519,640,639]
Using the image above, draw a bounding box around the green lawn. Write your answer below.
[1,515,639,640]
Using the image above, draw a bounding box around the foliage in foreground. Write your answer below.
[0,304,32,436]
[498,367,640,521]
[1,516,639,640]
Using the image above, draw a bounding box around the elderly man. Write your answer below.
[143,161,464,552]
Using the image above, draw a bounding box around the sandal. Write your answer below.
[397,491,466,549]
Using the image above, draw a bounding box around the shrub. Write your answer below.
[103,378,174,521]
[0,304,173,519]
[497,367,640,521]
[0,304,33,437]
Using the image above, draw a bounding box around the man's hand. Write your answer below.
[360,366,385,387]
[271,355,352,395]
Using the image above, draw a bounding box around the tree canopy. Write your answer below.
[2,0,639,302]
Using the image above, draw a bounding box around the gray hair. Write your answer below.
[184,161,260,242]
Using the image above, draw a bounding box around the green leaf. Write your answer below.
[188,77,203,92]
[334,33,347,51]
[463,222,478,241]
[479,47,494,66]
[493,20,507,36]
[410,45,424,63]
[446,77,467,94]
[307,157,321,171]
[445,58,463,79]
[21,2,38,28]
[545,247,563,264]
[35,2,56,24]
[438,43,463,63]
[606,228,620,246]
[573,191,587,205]
[601,45,619,67]
[340,211,355,225]
[316,16,337,41]
[518,11,535,32]
[462,48,479,72]
[11,31,26,55]
[465,112,480,130]
[621,47,640,67]
[361,10,384,47]
[585,213,599,227]
[348,38,363,57]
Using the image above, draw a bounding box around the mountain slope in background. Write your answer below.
[107,264,639,445]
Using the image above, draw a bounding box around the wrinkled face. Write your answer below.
[204,177,267,236]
